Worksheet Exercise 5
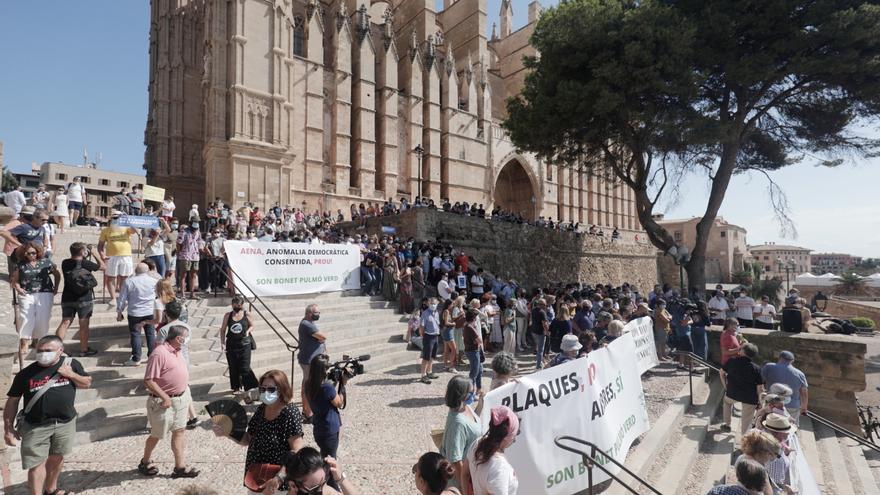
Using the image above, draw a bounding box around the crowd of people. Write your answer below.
[0,192,820,495]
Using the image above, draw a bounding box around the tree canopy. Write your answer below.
[505,0,880,291]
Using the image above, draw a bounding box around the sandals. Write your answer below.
[171,466,200,478]
[186,417,199,429]
[44,490,74,495]
[137,459,159,476]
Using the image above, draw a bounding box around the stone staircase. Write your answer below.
[603,372,880,494]
[30,290,415,447]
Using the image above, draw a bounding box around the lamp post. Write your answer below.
[776,257,797,293]
[666,244,691,294]
[414,144,424,199]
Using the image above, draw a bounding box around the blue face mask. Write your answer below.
[464,392,476,406]
[782,396,792,405]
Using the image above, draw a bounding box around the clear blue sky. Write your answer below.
[2,0,877,258]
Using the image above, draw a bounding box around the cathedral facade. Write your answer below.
[145,0,642,231]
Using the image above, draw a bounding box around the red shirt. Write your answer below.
[144,342,189,395]
[720,331,739,366]
[455,255,469,273]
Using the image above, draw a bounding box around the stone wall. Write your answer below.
[706,327,867,434]
[345,209,659,290]
[823,298,880,325]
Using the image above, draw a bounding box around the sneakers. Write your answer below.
[124,357,141,366]
[719,424,732,432]
[446,367,458,374]
[420,375,432,384]
[427,372,440,380]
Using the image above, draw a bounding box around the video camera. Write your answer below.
[666,296,700,317]
[326,354,370,384]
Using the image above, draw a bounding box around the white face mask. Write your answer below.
[36,351,57,366]
[260,391,279,405]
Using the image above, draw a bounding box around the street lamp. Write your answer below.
[776,257,797,292]
[666,244,691,294]
[413,144,424,199]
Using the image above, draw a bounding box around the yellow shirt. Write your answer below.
[99,226,134,257]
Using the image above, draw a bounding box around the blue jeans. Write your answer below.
[128,314,156,362]
[148,255,166,277]
[534,333,548,369]
[691,325,708,361]
[361,266,377,295]
[465,350,482,391]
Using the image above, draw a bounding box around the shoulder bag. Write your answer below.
[15,357,70,434]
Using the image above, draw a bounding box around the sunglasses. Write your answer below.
[25,251,37,256]
[258,386,277,394]
[291,465,331,494]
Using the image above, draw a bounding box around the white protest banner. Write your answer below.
[480,333,650,495]
[789,434,820,495]
[623,316,660,375]
[224,240,361,297]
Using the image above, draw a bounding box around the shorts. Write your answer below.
[68,201,83,211]
[106,256,133,277]
[18,292,53,340]
[146,387,192,439]
[441,327,455,342]
[181,260,199,271]
[421,334,439,360]
[61,301,94,320]
[19,417,76,470]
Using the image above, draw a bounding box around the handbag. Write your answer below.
[250,333,257,350]
[15,357,69,434]
[479,347,486,363]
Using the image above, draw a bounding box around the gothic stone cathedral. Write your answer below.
[145,0,641,230]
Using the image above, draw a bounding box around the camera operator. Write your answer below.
[304,355,344,467]
[55,242,104,356]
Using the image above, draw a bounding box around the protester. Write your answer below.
[708,290,730,325]
[601,320,625,346]
[463,406,519,495]
[284,447,359,495]
[140,325,199,478]
[298,304,326,421]
[757,413,797,491]
[439,299,458,374]
[305,355,344,464]
[549,334,582,367]
[219,295,259,398]
[117,263,159,366]
[441,376,482,491]
[55,242,104,357]
[653,299,672,361]
[530,298,551,370]
[1,208,49,252]
[760,351,808,426]
[736,428,794,495]
[753,296,776,330]
[145,219,171,277]
[3,336,91,495]
[11,242,60,368]
[413,452,461,495]
[721,343,764,434]
[161,195,176,223]
[213,369,305,494]
[4,185,27,216]
[549,305,572,353]
[735,289,757,328]
[500,300,517,355]
[489,352,517,390]
[66,177,86,227]
[176,221,204,300]
[49,186,68,233]
[691,301,710,361]
[705,458,771,495]
[753,389,791,429]
[419,298,442,384]
[462,309,484,391]
[513,290,530,352]
[720,318,743,366]
[156,299,199,429]
[98,211,138,303]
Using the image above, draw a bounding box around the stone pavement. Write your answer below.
[3,356,689,495]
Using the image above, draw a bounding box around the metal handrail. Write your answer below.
[670,350,719,407]
[554,436,663,495]
[220,263,300,352]
[670,351,880,453]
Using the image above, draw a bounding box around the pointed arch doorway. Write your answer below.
[493,159,537,221]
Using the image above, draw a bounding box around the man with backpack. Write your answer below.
[55,242,105,357]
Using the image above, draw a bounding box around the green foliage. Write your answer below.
[504,0,880,290]
[731,270,753,285]
[850,316,876,329]
[1,170,18,192]
[833,272,868,294]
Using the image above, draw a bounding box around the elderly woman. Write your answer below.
[490,352,517,390]
[441,376,482,490]
[707,458,772,495]
[600,320,625,346]
[213,369,305,494]
[736,427,795,495]
[753,384,793,428]
[11,242,60,368]
[758,413,797,491]
[463,406,520,495]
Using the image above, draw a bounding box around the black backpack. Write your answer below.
[67,260,98,296]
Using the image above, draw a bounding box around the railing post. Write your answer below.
[290,351,296,390]
[688,353,694,407]
[587,454,594,495]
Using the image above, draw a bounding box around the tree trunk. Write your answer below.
[685,254,706,300]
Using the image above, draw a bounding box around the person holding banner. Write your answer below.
[463,406,519,495]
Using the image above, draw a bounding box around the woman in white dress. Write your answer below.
[52,187,69,233]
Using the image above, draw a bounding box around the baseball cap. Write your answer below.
[779,350,795,362]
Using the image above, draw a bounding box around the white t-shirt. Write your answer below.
[438,280,453,301]
[466,442,518,495]
[708,296,729,315]
[734,296,756,321]
[161,200,175,217]
[144,237,164,257]
[471,275,485,294]
[755,303,776,324]
[67,183,85,202]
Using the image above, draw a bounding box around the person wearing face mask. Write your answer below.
[653,299,672,361]
[139,325,199,479]
[285,447,358,495]
[220,295,260,400]
[303,354,344,481]
[4,336,91,495]
[97,210,139,304]
[462,406,520,495]
[297,304,326,421]
[419,298,442,384]
[213,369,306,494]
[144,218,171,277]
[441,376,482,491]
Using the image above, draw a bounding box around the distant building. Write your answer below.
[12,170,40,198]
[36,162,146,221]
[811,253,862,275]
[655,216,750,283]
[749,243,812,279]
